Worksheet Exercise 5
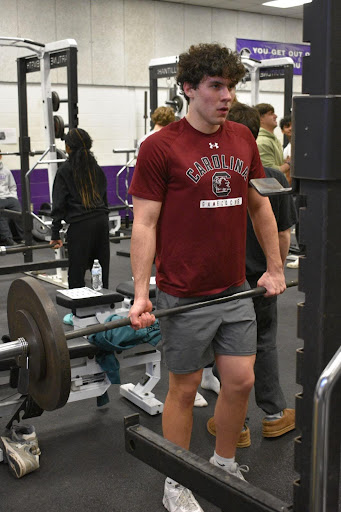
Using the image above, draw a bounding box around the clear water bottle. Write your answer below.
[91,259,103,291]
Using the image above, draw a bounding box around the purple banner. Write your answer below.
[236,38,310,75]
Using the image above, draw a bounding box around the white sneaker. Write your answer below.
[163,480,204,512]
[201,368,220,395]
[193,392,208,407]
[286,257,299,268]
[209,456,249,481]
[9,424,41,456]
[1,436,39,478]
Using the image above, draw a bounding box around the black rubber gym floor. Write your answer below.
[0,240,304,511]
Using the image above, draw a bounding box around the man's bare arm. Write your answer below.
[247,187,286,296]
[278,228,291,267]
[129,195,162,329]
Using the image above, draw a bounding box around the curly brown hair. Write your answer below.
[151,106,176,126]
[176,43,246,101]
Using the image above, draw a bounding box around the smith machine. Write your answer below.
[124,1,341,512]
[0,37,78,282]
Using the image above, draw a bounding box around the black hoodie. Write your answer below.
[51,160,109,240]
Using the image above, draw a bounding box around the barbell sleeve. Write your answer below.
[0,338,28,360]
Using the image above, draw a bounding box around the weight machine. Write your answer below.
[240,55,293,117]
[148,55,186,128]
[0,37,78,285]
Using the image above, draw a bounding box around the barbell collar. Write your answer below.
[65,279,298,341]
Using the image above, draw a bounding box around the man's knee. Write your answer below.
[168,371,202,406]
[219,361,255,396]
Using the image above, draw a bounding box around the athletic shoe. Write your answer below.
[209,456,249,481]
[287,257,299,268]
[206,417,251,448]
[163,479,204,512]
[63,313,74,326]
[193,392,208,407]
[262,408,295,438]
[1,436,39,478]
[8,424,41,456]
[236,426,251,448]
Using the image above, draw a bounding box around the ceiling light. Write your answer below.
[262,0,312,7]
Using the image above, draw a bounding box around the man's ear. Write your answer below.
[183,82,195,100]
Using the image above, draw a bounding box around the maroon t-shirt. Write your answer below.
[129,117,265,297]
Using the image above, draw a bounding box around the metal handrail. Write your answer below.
[310,345,341,512]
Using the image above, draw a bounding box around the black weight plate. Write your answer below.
[7,277,70,411]
[52,91,60,112]
[54,114,65,139]
[172,95,184,113]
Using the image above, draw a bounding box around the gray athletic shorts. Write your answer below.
[156,281,256,374]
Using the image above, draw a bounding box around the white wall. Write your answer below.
[0,0,304,169]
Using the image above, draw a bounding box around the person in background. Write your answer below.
[0,151,24,246]
[136,106,176,156]
[255,103,291,184]
[206,103,297,447]
[50,128,110,290]
[128,43,286,512]
[280,115,292,160]
[280,115,301,269]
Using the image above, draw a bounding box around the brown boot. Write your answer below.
[206,417,251,448]
[262,408,295,438]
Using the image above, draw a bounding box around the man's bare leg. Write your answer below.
[162,369,203,449]
[214,354,255,457]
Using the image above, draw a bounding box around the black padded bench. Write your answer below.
[56,288,124,313]
[56,288,125,331]
[116,281,156,300]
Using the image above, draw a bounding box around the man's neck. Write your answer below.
[185,113,221,135]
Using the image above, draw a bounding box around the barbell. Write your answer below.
[1,276,298,413]
[0,234,132,255]
[0,150,47,157]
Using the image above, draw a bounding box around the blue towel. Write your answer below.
[88,314,161,387]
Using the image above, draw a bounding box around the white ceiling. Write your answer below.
[158,0,305,19]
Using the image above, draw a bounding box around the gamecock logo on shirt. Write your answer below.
[212,171,231,197]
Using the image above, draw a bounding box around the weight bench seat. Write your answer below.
[116,281,156,299]
[56,289,124,310]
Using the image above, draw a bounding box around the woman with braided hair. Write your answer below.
[50,128,110,289]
